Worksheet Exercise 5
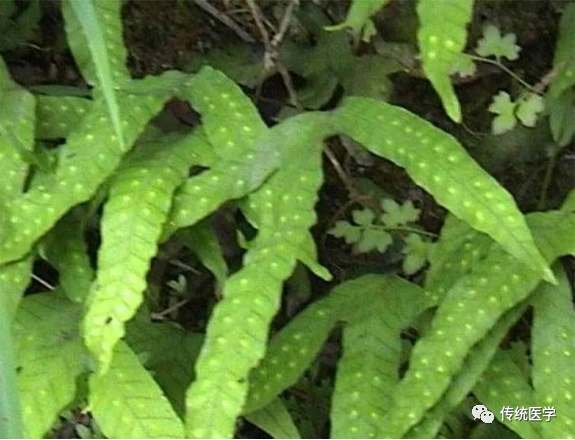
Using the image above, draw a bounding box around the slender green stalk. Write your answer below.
[538,150,559,210]
[0,313,23,439]
[464,53,537,92]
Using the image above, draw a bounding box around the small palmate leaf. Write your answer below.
[334,96,552,281]
[90,341,184,439]
[476,24,521,61]
[357,228,392,253]
[516,93,545,127]
[381,199,420,227]
[402,233,429,275]
[417,0,474,122]
[488,91,517,135]
[330,221,361,244]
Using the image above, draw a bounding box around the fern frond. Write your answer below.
[14,291,85,439]
[41,209,93,303]
[244,398,301,439]
[0,57,35,198]
[548,3,575,99]
[474,348,541,438]
[426,214,492,301]
[328,0,390,34]
[184,114,329,439]
[416,0,474,122]
[531,264,575,437]
[90,341,184,439]
[0,73,181,265]
[331,277,429,439]
[125,319,204,417]
[0,258,33,322]
[84,133,198,372]
[408,304,526,438]
[35,95,92,140]
[334,97,552,281]
[62,0,128,146]
[379,210,575,438]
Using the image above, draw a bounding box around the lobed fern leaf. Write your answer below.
[35,95,92,140]
[84,133,199,372]
[184,114,328,438]
[378,210,575,438]
[14,291,86,439]
[334,97,552,281]
[416,0,474,122]
[531,264,575,437]
[90,341,184,439]
[0,72,182,265]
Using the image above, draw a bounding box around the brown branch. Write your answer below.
[193,0,255,43]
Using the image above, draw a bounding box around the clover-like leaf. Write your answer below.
[381,199,420,227]
[488,91,517,135]
[330,220,362,244]
[516,93,545,127]
[352,208,375,226]
[357,228,393,253]
[449,53,477,77]
[476,24,521,61]
[402,233,429,275]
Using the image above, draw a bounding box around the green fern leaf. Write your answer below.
[62,0,129,147]
[408,304,526,438]
[244,398,301,439]
[41,209,93,303]
[474,348,541,438]
[0,57,35,198]
[35,95,92,140]
[548,3,575,99]
[425,214,492,301]
[0,258,33,322]
[84,133,198,372]
[531,264,575,437]
[90,341,184,439]
[378,210,575,438]
[334,97,552,282]
[14,291,86,439]
[184,115,329,439]
[179,221,228,289]
[125,318,204,418]
[0,72,181,265]
[417,0,474,122]
[328,0,391,37]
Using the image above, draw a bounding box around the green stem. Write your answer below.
[0,310,23,439]
[370,224,438,238]
[538,150,558,210]
[464,54,537,93]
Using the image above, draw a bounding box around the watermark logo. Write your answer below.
[472,405,495,424]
